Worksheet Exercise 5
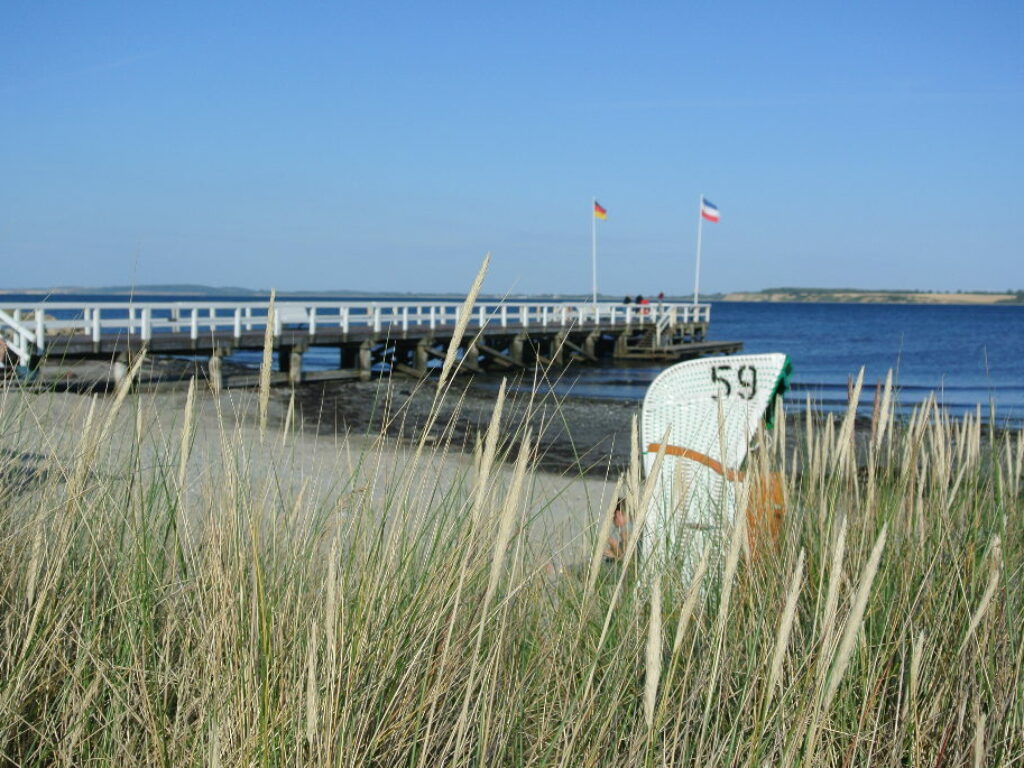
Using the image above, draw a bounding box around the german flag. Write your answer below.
[593,201,608,220]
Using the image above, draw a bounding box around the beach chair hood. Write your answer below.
[641,353,791,560]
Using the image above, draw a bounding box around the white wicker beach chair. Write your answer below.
[641,353,791,566]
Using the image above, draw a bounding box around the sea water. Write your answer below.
[517,301,1024,425]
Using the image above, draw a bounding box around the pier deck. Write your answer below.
[1,299,741,387]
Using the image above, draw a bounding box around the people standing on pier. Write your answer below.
[623,295,632,305]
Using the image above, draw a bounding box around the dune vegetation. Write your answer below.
[0,275,1020,766]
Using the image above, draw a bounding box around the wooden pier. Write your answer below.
[0,299,741,388]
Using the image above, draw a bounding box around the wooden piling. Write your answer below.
[358,341,373,381]
[208,352,223,394]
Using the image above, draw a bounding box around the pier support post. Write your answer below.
[112,353,130,389]
[280,346,304,386]
[359,340,374,381]
[415,338,431,375]
[614,331,629,358]
[510,332,527,366]
[465,340,481,372]
[583,331,599,360]
[551,332,566,366]
[208,350,223,394]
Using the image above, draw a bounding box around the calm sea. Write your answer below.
[6,294,1023,425]
[544,301,1024,425]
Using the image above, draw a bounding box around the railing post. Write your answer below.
[430,306,436,330]
[500,305,507,328]
[92,308,101,343]
[142,308,152,341]
[128,306,136,336]
[234,308,242,338]
[522,305,529,329]
[34,311,45,353]
[209,307,216,332]
[190,309,199,340]
[560,306,568,326]
[402,306,409,332]
[245,306,253,331]
[274,308,283,336]
[542,306,548,326]
[372,304,381,333]
[626,306,633,326]
[309,307,318,336]
[479,305,486,327]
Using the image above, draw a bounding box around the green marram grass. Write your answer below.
[0,327,1021,765]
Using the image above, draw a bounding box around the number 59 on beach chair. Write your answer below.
[640,353,792,567]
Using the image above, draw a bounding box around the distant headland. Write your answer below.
[722,288,1024,305]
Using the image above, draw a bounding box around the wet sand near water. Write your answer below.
[294,376,878,478]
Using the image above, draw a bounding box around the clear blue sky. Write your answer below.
[2,1,1021,295]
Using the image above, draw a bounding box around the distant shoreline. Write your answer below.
[722,290,1023,306]
[3,286,1022,306]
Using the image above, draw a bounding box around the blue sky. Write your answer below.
[1,1,1021,295]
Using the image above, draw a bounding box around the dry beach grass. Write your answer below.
[0,272,1021,765]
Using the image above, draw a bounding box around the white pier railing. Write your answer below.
[0,299,711,364]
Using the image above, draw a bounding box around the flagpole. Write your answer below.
[693,194,704,305]
[591,197,598,306]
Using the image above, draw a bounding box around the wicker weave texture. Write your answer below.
[641,353,789,556]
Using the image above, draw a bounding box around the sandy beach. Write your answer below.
[1,381,617,567]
